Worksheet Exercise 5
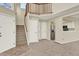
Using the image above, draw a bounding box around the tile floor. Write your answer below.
[1,39,79,56]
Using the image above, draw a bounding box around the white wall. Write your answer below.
[47,21,51,40]
[54,16,79,44]
[54,17,64,43]
[53,3,79,14]
[0,13,16,53]
[62,17,79,43]
[75,18,79,32]
[51,22,54,30]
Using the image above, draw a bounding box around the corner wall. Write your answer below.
[54,17,63,43]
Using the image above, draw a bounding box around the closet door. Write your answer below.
[0,13,16,53]
[27,18,39,43]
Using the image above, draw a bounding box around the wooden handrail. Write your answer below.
[24,3,29,32]
[24,3,30,45]
[24,3,29,17]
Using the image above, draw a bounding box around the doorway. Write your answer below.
[51,22,55,40]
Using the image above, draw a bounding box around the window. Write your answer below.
[20,3,26,10]
[0,3,12,9]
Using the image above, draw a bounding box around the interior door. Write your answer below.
[28,18,39,43]
[40,21,48,40]
[0,13,16,53]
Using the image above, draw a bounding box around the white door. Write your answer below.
[27,18,39,43]
[0,13,16,53]
[40,21,48,40]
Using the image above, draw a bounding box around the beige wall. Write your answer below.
[53,3,79,14]
[16,10,25,25]
[15,4,25,25]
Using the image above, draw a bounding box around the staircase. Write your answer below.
[16,25,27,46]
